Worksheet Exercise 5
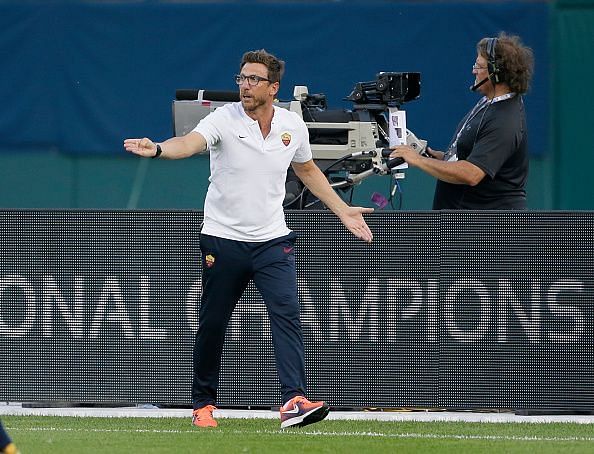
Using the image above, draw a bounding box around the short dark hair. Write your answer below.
[478,33,534,94]
[240,49,285,84]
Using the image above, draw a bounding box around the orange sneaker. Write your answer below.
[2,443,20,454]
[280,396,329,428]
[192,405,218,428]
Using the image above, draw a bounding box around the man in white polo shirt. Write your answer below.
[124,49,373,429]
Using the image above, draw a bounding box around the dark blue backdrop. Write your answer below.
[0,1,548,155]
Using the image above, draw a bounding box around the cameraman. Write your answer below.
[390,33,534,209]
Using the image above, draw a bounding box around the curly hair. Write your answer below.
[240,49,285,84]
[478,33,534,94]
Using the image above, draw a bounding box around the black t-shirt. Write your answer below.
[432,95,529,210]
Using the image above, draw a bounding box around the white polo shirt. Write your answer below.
[193,102,312,242]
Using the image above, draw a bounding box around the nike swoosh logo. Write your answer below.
[283,404,300,414]
[238,135,247,139]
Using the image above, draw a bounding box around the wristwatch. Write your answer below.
[152,143,163,159]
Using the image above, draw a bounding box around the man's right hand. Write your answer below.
[123,138,157,158]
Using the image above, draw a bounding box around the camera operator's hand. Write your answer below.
[389,145,423,167]
[390,145,445,166]
[124,137,158,158]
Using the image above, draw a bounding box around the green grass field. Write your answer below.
[3,415,594,453]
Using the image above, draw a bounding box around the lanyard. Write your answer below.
[446,93,517,161]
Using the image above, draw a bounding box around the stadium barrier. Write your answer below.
[1,210,592,412]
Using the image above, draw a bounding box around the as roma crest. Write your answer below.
[281,132,291,147]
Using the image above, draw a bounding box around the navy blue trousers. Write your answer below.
[0,420,12,449]
[192,232,306,409]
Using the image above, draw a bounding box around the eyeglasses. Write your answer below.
[472,64,488,71]
[234,74,271,86]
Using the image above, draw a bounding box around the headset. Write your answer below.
[485,37,500,85]
[470,37,501,91]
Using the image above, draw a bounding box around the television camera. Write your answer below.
[172,72,426,209]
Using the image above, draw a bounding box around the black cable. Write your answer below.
[388,174,403,210]
[388,174,395,210]
[283,184,307,209]
[302,180,355,209]
[301,149,378,208]
[322,153,369,177]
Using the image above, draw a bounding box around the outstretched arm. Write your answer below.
[123,131,207,160]
[291,160,374,243]
[390,145,485,186]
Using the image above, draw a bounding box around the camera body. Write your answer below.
[172,72,421,164]
[347,72,421,107]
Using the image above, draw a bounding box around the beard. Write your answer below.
[240,90,267,112]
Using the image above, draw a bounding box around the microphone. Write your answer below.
[175,89,200,100]
[175,89,240,102]
[469,77,489,92]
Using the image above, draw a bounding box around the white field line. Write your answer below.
[5,426,594,443]
[2,406,594,425]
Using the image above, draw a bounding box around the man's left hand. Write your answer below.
[338,207,374,243]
